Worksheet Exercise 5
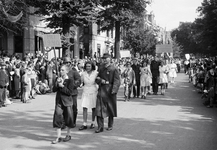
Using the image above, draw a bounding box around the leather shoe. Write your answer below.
[95,127,103,133]
[51,137,62,144]
[62,135,71,142]
[90,124,95,129]
[106,127,113,131]
[79,125,87,130]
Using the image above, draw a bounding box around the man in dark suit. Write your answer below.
[131,58,140,98]
[150,56,160,95]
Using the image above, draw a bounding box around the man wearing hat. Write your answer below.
[95,53,121,133]
[0,62,8,107]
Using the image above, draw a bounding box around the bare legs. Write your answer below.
[161,83,166,95]
[141,86,147,98]
[80,107,96,130]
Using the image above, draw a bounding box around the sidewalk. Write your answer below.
[0,72,217,150]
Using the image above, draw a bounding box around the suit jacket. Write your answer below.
[53,78,74,107]
[131,64,140,82]
[67,68,81,95]
[151,60,160,77]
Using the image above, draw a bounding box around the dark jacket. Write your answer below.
[151,60,160,77]
[95,64,121,118]
[0,70,8,88]
[131,64,140,82]
[53,78,74,107]
[67,68,81,94]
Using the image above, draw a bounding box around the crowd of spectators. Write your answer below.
[185,56,217,108]
[0,51,185,108]
[0,52,86,107]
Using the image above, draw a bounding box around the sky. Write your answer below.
[147,0,204,31]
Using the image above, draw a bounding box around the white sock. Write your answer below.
[83,122,87,126]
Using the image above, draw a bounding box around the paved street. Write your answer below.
[0,72,217,150]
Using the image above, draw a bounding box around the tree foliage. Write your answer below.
[0,0,27,34]
[195,0,217,55]
[171,22,197,54]
[98,0,149,59]
[27,0,99,28]
[171,0,217,56]
[123,29,157,56]
[99,0,148,30]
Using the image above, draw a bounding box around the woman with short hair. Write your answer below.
[52,65,75,144]
[79,61,98,130]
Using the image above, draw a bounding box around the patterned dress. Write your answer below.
[140,66,152,87]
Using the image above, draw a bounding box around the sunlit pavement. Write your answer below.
[1,72,217,150]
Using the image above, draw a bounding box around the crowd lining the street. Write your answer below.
[0,51,182,110]
[185,57,217,108]
[5,51,214,143]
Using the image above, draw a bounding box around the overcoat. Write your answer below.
[95,64,121,118]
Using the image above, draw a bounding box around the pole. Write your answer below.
[53,47,59,77]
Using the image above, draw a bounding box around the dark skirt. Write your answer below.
[53,100,74,128]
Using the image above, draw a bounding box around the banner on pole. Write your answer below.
[156,44,173,53]
[43,34,62,47]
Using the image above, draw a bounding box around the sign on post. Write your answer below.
[42,34,62,47]
[156,44,173,53]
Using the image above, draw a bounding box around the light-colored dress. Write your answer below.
[81,70,98,110]
[140,66,152,87]
[169,63,177,78]
[159,65,168,84]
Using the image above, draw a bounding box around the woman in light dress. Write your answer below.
[140,60,152,99]
[79,61,98,130]
[169,59,178,83]
[159,61,169,95]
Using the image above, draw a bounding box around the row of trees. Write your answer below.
[171,0,217,57]
[1,0,158,58]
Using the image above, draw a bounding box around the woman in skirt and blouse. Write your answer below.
[169,59,178,83]
[79,61,98,130]
[52,65,75,144]
[140,60,152,99]
[159,61,169,95]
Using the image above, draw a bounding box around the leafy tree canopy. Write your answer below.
[99,0,148,30]
[26,0,99,29]
[0,0,27,34]
[171,0,217,56]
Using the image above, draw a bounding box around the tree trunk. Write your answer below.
[62,15,70,57]
[114,21,121,59]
